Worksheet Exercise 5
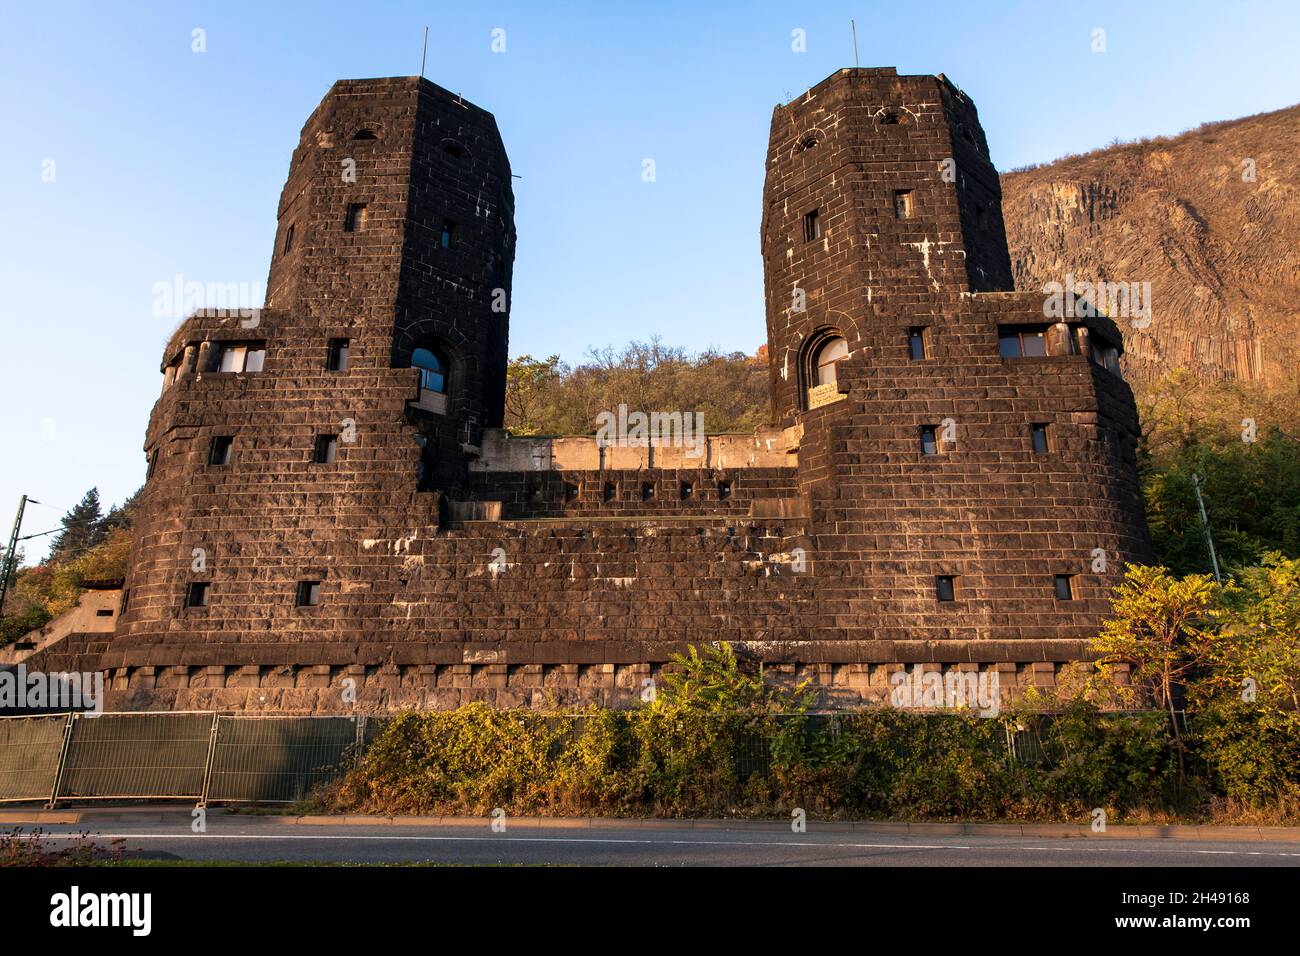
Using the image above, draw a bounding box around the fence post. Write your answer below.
[354,715,366,766]
[198,713,220,808]
[45,712,76,810]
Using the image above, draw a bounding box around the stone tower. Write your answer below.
[760,67,1152,645]
[110,77,516,684]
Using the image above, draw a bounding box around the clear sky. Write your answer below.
[2,0,1297,559]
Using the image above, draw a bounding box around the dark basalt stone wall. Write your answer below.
[101,69,1151,713]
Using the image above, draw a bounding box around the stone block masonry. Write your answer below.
[97,69,1152,713]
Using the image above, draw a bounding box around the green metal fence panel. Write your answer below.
[0,714,68,803]
[56,713,214,800]
[205,716,359,803]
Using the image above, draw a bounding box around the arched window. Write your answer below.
[353,128,378,141]
[411,347,448,394]
[813,336,848,386]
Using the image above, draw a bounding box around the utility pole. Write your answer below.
[1191,473,1221,583]
[0,495,37,615]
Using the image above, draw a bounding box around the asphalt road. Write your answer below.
[26,819,1300,866]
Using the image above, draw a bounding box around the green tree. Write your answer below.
[504,354,562,435]
[1092,565,1223,774]
[46,488,105,563]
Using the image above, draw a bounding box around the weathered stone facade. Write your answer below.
[99,69,1152,713]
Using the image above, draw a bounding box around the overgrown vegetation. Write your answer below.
[0,487,137,645]
[321,609,1298,824]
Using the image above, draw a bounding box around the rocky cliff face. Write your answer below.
[1002,104,1299,388]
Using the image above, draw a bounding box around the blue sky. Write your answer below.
[2,0,1297,559]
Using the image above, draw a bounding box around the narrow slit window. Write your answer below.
[920,425,940,456]
[1054,574,1074,601]
[440,219,457,248]
[185,582,210,608]
[935,576,956,602]
[802,209,821,242]
[893,190,914,219]
[313,434,338,464]
[1030,423,1051,454]
[908,327,929,360]
[326,338,350,371]
[282,224,295,255]
[208,436,233,466]
[344,202,368,232]
[296,580,322,606]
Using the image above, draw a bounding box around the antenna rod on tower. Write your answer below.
[850,19,860,67]
[420,25,429,79]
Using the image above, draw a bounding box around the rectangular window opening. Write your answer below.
[326,338,350,371]
[1054,574,1074,601]
[185,582,209,608]
[717,480,732,500]
[208,435,233,466]
[282,223,295,254]
[296,580,322,607]
[212,342,266,373]
[344,203,368,232]
[908,326,929,360]
[936,575,956,602]
[998,326,1048,359]
[1030,423,1051,454]
[313,434,338,464]
[894,189,914,219]
[802,209,821,242]
[440,218,457,248]
[920,424,940,456]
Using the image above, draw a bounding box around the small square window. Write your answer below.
[641,482,654,501]
[920,425,940,456]
[935,575,956,602]
[564,482,580,502]
[603,481,616,503]
[344,203,368,232]
[1030,423,1051,454]
[440,219,457,248]
[313,434,338,464]
[296,580,321,607]
[326,338,350,371]
[1054,574,1074,601]
[680,480,693,500]
[802,209,820,242]
[718,480,732,500]
[894,190,914,219]
[208,436,233,466]
[908,327,929,360]
[185,582,209,608]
